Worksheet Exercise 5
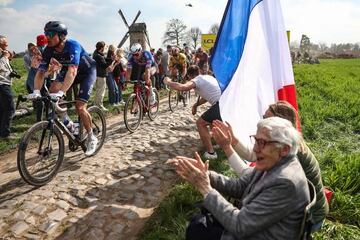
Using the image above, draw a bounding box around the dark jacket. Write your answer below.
[204,155,310,240]
[92,50,109,77]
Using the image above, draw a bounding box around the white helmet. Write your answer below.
[130,43,142,54]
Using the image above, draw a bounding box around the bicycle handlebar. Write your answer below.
[24,94,68,114]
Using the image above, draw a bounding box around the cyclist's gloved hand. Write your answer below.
[49,90,64,100]
[27,89,42,99]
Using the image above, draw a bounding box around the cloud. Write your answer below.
[0,1,103,52]
[0,0,13,7]
[55,1,101,16]
[280,0,360,44]
[2,0,359,53]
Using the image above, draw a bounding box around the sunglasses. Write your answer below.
[44,31,57,38]
[133,53,140,57]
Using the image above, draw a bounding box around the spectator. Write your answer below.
[25,35,48,121]
[168,117,310,240]
[163,65,221,159]
[184,45,193,65]
[93,41,110,111]
[113,48,127,105]
[23,42,36,73]
[212,100,329,231]
[161,45,171,78]
[36,34,47,52]
[0,35,16,139]
[106,44,120,106]
[154,48,163,89]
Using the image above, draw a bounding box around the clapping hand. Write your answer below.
[167,152,212,197]
[212,120,238,146]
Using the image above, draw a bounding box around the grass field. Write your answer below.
[139,59,360,239]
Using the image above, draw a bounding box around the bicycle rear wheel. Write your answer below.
[17,121,64,186]
[168,89,179,112]
[79,106,107,155]
[148,88,160,120]
[124,93,143,132]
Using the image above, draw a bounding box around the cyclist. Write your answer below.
[28,21,98,156]
[169,47,187,80]
[163,65,221,160]
[126,43,157,105]
[195,47,209,74]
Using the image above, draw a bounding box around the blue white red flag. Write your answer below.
[211,0,299,144]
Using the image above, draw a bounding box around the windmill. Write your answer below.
[117,9,151,50]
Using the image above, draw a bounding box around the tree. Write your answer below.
[318,42,328,52]
[187,27,202,49]
[299,34,311,54]
[163,19,187,47]
[209,23,219,35]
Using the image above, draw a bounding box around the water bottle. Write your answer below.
[73,121,80,136]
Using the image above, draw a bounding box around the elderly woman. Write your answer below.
[169,117,310,240]
[212,101,328,231]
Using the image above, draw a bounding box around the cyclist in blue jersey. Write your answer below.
[126,43,157,105]
[28,21,98,156]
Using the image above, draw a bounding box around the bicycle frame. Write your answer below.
[38,97,88,154]
[131,80,151,113]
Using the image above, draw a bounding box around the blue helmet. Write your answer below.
[44,21,68,36]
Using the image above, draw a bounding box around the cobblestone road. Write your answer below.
[0,95,203,239]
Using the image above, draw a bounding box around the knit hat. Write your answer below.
[36,34,47,47]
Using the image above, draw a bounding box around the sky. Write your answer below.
[0,0,359,53]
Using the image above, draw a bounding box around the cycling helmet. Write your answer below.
[44,21,68,36]
[130,43,142,54]
[171,47,180,55]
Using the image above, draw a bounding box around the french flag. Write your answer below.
[211,0,299,144]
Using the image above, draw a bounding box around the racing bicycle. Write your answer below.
[17,90,106,186]
[168,73,191,112]
[123,79,160,132]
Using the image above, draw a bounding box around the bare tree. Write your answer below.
[187,27,202,49]
[318,42,328,52]
[209,23,219,35]
[163,19,187,46]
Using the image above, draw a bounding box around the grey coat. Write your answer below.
[203,155,310,240]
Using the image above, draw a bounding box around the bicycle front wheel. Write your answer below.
[168,89,179,112]
[124,93,143,132]
[79,106,107,155]
[148,88,160,120]
[17,121,64,186]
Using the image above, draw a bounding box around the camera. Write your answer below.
[9,70,21,79]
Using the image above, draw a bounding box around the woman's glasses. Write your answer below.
[250,135,279,149]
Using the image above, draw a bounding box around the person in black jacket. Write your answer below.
[93,41,110,111]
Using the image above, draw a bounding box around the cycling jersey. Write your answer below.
[169,53,187,71]
[127,50,155,69]
[127,51,156,80]
[38,39,96,102]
